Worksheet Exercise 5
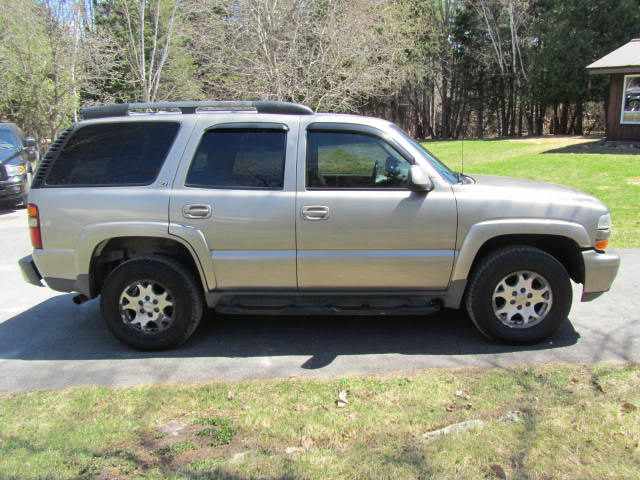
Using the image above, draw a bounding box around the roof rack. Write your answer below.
[79,100,314,120]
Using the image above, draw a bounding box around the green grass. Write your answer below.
[423,137,640,247]
[1,364,639,479]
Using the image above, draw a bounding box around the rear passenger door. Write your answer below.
[169,118,299,290]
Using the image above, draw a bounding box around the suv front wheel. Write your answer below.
[101,256,204,350]
[465,246,572,344]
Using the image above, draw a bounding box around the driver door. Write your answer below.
[295,123,457,290]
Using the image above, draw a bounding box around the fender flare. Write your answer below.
[75,222,215,295]
[444,218,590,308]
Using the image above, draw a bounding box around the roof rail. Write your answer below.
[79,100,314,120]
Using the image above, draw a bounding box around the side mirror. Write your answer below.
[25,137,37,149]
[409,164,434,192]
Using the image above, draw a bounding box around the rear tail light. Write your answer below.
[27,203,42,249]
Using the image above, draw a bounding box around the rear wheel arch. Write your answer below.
[88,236,207,298]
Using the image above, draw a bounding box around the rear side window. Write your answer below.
[45,122,179,186]
[186,129,286,189]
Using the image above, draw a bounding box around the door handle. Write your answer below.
[182,204,212,219]
[301,205,330,221]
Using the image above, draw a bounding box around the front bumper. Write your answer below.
[581,250,620,301]
[18,255,43,287]
[0,175,26,201]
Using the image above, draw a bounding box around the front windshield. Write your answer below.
[0,129,19,150]
[389,124,459,183]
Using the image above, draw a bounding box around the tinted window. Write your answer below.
[306,131,412,189]
[186,129,286,189]
[45,122,179,186]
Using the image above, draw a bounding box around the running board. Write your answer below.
[214,295,442,316]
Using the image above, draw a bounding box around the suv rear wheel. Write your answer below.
[101,256,204,350]
[465,246,572,344]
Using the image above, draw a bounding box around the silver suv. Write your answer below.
[18,101,620,350]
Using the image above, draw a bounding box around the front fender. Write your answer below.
[444,218,591,308]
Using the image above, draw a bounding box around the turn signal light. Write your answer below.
[27,203,42,249]
[595,239,608,251]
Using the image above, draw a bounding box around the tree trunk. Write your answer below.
[559,102,569,134]
[575,100,584,135]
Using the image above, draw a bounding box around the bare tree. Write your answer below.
[120,0,181,102]
[189,0,408,112]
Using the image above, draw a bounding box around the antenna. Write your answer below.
[461,134,465,176]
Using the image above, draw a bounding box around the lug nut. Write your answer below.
[520,288,526,293]
[526,302,531,306]
[153,299,158,305]
[145,296,150,301]
[138,300,143,305]
[154,308,159,312]
[147,312,152,317]
[510,300,516,304]
[527,293,532,298]
[517,305,522,310]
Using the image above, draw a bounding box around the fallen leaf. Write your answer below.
[285,446,303,455]
[622,402,637,413]
[227,390,235,401]
[501,411,523,423]
[301,436,314,450]
[230,451,251,464]
[445,404,455,412]
[489,463,507,479]
[336,390,349,408]
[455,389,470,400]
[592,379,605,393]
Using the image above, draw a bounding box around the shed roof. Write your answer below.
[587,38,640,74]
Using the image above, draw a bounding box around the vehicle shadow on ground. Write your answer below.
[0,294,580,366]
[0,206,20,216]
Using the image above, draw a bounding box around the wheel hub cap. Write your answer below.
[492,270,553,329]
[119,280,174,334]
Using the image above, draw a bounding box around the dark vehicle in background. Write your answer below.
[0,122,37,209]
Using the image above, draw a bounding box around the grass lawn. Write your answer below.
[1,364,639,479]
[424,137,640,248]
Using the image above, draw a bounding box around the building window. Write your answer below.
[621,74,640,125]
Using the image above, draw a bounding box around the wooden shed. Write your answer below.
[587,38,640,141]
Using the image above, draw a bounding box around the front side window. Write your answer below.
[306,131,411,189]
[622,75,640,125]
[186,129,287,189]
[46,122,179,186]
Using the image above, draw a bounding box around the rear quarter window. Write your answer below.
[45,122,180,186]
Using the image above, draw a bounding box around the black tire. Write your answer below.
[100,256,204,350]
[465,246,572,344]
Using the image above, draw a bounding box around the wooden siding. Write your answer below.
[607,73,640,141]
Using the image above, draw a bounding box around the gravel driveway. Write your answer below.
[0,209,637,391]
